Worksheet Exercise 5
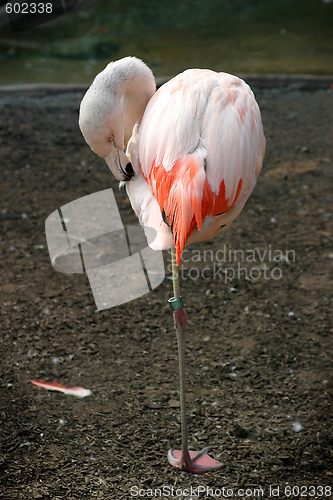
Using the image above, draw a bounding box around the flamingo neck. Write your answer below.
[101,58,156,147]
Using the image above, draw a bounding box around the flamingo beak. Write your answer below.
[105,142,134,181]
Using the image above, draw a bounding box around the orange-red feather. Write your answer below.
[144,157,242,265]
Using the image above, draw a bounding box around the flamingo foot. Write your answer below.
[167,447,223,473]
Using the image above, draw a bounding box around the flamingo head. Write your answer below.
[79,87,134,181]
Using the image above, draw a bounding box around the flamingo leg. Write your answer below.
[167,248,223,473]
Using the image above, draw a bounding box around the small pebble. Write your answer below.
[292,421,303,432]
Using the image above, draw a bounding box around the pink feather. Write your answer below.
[31,379,92,398]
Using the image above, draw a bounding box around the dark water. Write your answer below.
[0,0,332,84]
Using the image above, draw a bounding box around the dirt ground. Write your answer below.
[0,82,333,499]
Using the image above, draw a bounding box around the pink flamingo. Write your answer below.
[79,56,265,473]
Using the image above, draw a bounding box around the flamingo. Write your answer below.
[79,56,266,473]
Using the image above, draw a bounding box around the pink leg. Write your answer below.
[167,305,223,473]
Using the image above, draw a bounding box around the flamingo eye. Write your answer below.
[109,135,114,142]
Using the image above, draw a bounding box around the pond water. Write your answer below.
[0,0,332,85]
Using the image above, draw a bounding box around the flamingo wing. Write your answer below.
[138,69,265,264]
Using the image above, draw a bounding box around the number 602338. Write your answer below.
[6,3,53,14]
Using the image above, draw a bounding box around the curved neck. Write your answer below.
[118,79,154,147]
[102,58,156,147]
